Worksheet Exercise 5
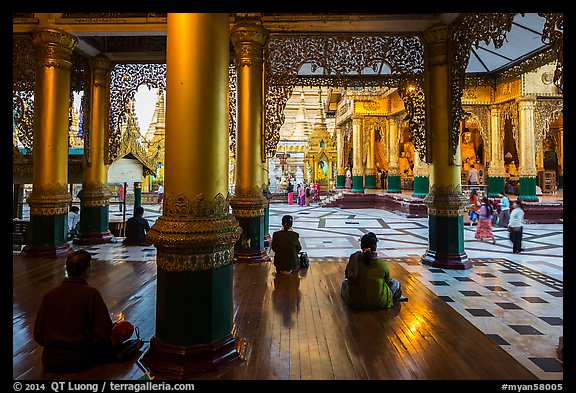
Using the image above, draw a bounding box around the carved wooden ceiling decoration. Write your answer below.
[12,13,563,167]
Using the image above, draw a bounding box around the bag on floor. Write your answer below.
[299,251,309,268]
[115,326,144,362]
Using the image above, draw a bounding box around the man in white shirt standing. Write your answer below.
[468,164,479,185]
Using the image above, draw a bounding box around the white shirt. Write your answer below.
[68,211,79,231]
[468,168,479,183]
[158,185,164,194]
[508,207,525,228]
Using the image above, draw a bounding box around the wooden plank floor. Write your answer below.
[13,255,537,380]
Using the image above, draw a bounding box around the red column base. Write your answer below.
[21,243,71,258]
[141,333,244,379]
[234,248,270,263]
[421,249,472,270]
[73,231,114,245]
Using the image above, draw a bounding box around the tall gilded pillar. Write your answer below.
[421,25,471,270]
[387,116,401,193]
[328,159,334,189]
[230,14,270,263]
[76,55,113,245]
[487,105,506,197]
[351,116,365,192]
[262,157,271,248]
[558,126,563,188]
[517,97,538,201]
[412,150,429,197]
[335,126,345,188]
[141,13,243,379]
[364,125,377,188]
[23,29,78,258]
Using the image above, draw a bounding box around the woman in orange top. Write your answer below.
[467,189,481,226]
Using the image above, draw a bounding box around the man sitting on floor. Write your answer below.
[34,250,137,373]
[123,206,151,246]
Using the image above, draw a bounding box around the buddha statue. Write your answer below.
[461,130,477,167]
[398,151,413,177]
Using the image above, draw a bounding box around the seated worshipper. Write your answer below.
[123,206,151,246]
[271,215,302,275]
[67,206,80,240]
[34,250,138,373]
[341,232,404,309]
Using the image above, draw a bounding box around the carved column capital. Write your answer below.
[423,184,468,217]
[27,183,71,216]
[231,16,269,68]
[77,183,112,207]
[91,55,111,87]
[31,28,78,70]
[423,24,448,67]
[230,186,269,217]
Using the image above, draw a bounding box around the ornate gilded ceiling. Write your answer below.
[13,13,563,164]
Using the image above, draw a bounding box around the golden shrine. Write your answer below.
[304,89,337,189]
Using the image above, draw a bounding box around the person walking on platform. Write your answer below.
[508,199,525,254]
[475,196,496,244]
[297,184,305,206]
[118,184,125,212]
[286,181,294,205]
[498,192,511,228]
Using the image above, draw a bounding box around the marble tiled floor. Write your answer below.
[61,199,563,380]
[268,202,563,380]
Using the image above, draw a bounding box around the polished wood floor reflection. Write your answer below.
[13,253,537,380]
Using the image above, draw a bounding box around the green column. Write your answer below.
[412,176,429,197]
[364,174,376,188]
[488,176,505,197]
[519,177,538,201]
[387,175,401,193]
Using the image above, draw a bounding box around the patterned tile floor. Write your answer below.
[49,199,563,380]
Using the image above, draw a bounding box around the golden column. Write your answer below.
[421,24,471,269]
[76,55,113,244]
[142,13,243,379]
[335,126,345,188]
[387,116,402,193]
[23,28,78,258]
[229,14,270,262]
[351,116,364,192]
[364,124,377,188]
[487,104,506,196]
[558,125,563,186]
[517,96,539,200]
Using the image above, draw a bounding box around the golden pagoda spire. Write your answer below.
[314,87,326,130]
[293,88,311,138]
